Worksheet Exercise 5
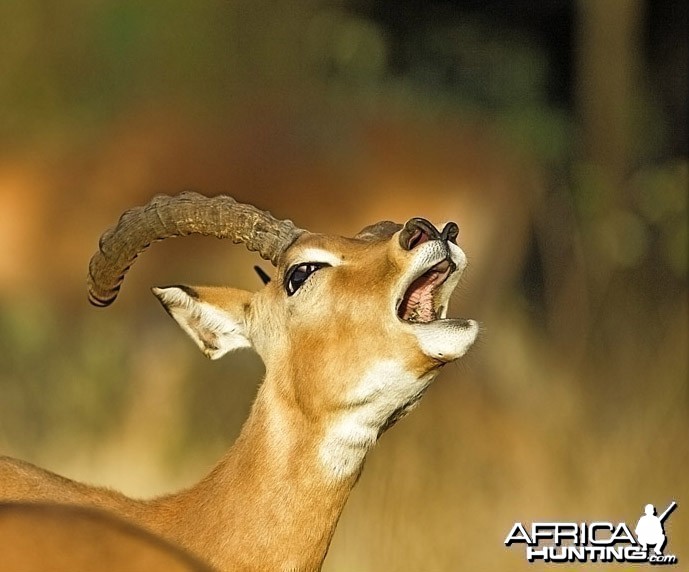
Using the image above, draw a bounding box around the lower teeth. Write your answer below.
[407,307,435,323]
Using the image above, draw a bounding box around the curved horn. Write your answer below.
[87,192,303,307]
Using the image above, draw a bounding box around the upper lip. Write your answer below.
[396,257,456,323]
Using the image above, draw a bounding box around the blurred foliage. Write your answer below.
[0,0,687,570]
[0,299,129,453]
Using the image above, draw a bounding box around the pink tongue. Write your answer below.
[400,274,437,322]
[399,260,451,322]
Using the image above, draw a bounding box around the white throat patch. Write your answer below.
[318,360,436,480]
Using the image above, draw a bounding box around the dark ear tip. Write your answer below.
[254,266,272,285]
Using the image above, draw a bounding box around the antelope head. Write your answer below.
[88,192,479,480]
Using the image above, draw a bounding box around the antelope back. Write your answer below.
[0,503,214,572]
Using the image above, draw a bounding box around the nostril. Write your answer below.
[408,229,429,250]
[399,217,441,250]
[441,222,459,244]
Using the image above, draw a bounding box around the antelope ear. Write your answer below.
[152,286,253,360]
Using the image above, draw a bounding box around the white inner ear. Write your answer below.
[153,287,251,360]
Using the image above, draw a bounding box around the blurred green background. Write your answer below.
[0,1,686,570]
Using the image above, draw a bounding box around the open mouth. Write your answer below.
[397,259,455,323]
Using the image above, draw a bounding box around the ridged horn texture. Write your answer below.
[87,192,303,307]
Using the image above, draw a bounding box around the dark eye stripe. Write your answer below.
[284,263,330,296]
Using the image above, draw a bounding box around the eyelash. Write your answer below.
[284,263,330,296]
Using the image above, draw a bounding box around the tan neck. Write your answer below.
[151,380,361,572]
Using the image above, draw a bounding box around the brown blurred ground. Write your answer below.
[0,1,687,570]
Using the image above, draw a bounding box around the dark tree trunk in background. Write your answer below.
[576,0,644,190]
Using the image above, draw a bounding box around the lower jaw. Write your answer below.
[411,318,478,363]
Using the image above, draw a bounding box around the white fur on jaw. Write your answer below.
[447,241,468,272]
[152,286,251,360]
[412,319,479,362]
[318,360,436,481]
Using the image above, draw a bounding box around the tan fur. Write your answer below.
[0,222,478,571]
[0,503,213,572]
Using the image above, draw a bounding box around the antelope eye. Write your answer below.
[284,263,330,296]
